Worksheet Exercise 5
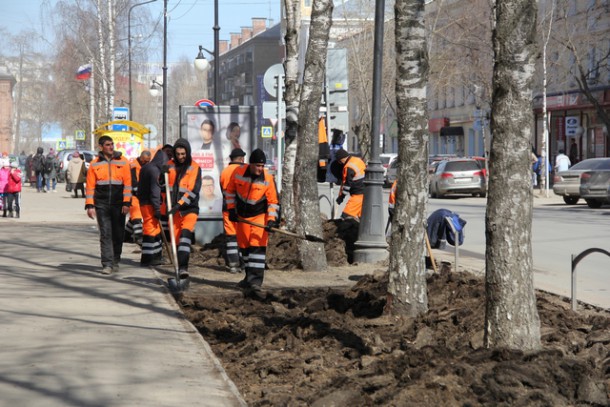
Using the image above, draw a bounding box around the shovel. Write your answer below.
[163,171,189,293]
[237,217,327,243]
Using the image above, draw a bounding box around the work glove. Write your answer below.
[228,209,238,222]
[266,219,278,231]
[336,194,345,205]
[168,206,179,216]
[154,210,162,220]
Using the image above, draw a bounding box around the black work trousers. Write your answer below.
[95,205,126,268]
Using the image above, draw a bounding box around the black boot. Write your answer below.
[15,212,20,219]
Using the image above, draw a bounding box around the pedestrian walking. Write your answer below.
[334,148,366,221]
[167,139,201,279]
[569,138,578,164]
[554,149,571,172]
[43,149,60,192]
[220,148,246,273]
[5,161,22,218]
[85,136,132,275]
[125,150,151,245]
[137,149,167,267]
[226,148,279,298]
[32,147,45,192]
[66,151,87,198]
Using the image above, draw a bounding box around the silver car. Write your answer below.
[429,159,486,198]
[579,168,610,208]
[553,158,610,205]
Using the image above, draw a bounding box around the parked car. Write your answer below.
[57,150,96,182]
[579,167,610,208]
[429,158,486,198]
[553,157,610,205]
[384,155,399,186]
[468,156,488,177]
[380,153,397,183]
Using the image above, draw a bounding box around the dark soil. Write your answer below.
[175,221,610,407]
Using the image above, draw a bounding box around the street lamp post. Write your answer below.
[353,0,388,263]
[193,0,219,103]
[128,0,157,123]
[161,0,168,145]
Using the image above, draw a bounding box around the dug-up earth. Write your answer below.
[155,219,609,406]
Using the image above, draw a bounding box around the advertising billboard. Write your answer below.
[180,106,257,243]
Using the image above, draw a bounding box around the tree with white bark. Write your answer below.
[484,0,541,350]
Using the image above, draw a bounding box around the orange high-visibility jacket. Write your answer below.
[340,156,366,196]
[220,162,245,212]
[389,180,397,209]
[226,165,279,221]
[85,152,132,207]
[167,160,201,216]
[129,159,144,217]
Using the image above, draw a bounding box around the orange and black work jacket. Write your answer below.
[340,156,366,196]
[220,162,244,211]
[168,160,201,216]
[389,180,397,210]
[130,158,144,198]
[85,151,132,208]
[226,165,279,221]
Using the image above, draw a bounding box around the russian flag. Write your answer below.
[76,64,92,80]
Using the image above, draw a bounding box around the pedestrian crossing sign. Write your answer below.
[261,126,273,138]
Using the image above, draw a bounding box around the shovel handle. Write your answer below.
[236,216,325,242]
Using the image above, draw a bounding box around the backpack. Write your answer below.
[45,156,55,173]
[33,155,44,172]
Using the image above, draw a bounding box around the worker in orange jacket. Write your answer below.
[334,148,366,221]
[226,148,279,295]
[387,180,397,236]
[124,150,151,245]
[220,148,247,273]
[167,139,201,279]
[85,135,132,275]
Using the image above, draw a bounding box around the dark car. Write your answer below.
[579,168,610,208]
[429,159,486,198]
[553,157,610,205]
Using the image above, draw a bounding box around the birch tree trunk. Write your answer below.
[281,0,301,229]
[96,0,108,120]
[386,0,429,317]
[293,0,332,272]
[107,0,115,116]
[485,0,541,350]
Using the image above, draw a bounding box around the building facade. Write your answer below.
[0,66,16,155]
[425,0,610,162]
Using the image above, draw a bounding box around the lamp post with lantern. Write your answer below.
[193,0,219,103]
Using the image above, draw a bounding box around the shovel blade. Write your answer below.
[168,277,190,293]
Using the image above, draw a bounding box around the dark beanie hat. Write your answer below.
[230,148,246,159]
[250,148,266,164]
[335,148,349,161]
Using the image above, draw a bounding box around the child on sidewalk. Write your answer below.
[5,161,22,218]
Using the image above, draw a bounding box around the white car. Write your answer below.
[380,153,397,186]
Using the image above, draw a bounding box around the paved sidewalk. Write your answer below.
[0,186,246,406]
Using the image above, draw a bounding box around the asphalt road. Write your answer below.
[319,184,609,309]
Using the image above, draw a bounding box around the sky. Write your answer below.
[0,0,282,64]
